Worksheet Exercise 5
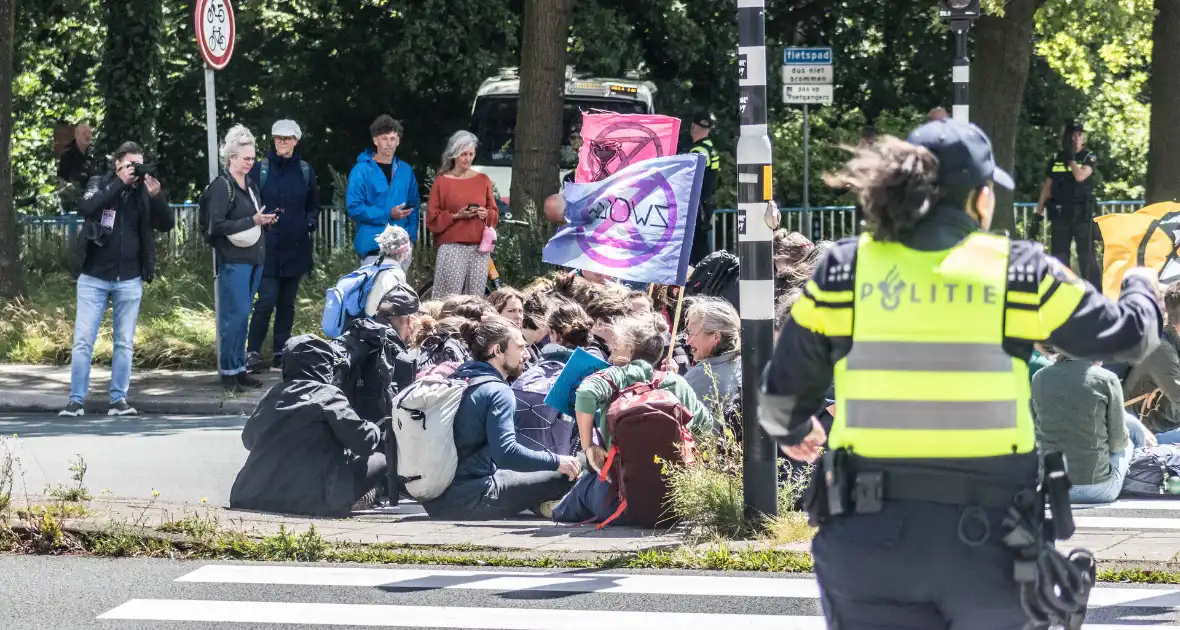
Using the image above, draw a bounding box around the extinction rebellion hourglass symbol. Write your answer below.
[589,140,622,182]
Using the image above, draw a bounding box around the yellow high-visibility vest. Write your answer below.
[829,232,1035,458]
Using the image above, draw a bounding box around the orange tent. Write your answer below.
[1094,202,1180,299]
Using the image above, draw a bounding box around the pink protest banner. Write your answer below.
[575,113,682,184]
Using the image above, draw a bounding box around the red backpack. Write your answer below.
[597,372,696,529]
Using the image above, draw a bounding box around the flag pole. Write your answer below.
[666,287,685,365]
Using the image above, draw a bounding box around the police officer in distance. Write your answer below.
[760,119,1162,629]
[686,110,720,265]
[1035,121,1100,286]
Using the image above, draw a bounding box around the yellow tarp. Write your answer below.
[1094,202,1180,298]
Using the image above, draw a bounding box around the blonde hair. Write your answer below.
[219,124,256,169]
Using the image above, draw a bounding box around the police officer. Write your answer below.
[1035,121,1100,286]
[687,110,720,265]
[760,119,1162,629]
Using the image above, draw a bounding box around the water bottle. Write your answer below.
[1165,476,1180,495]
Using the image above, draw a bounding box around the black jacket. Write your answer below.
[74,173,175,283]
[205,174,266,267]
[249,152,320,278]
[760,205,1162,486]
[229,335,383,517]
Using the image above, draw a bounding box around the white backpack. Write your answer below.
[390,374,499,501]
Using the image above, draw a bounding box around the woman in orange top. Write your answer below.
[427,131,500,298]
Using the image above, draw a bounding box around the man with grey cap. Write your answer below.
[246,119,321,373]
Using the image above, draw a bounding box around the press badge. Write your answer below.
[100,208,116,230]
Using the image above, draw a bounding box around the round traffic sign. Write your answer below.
[195,0,235,70]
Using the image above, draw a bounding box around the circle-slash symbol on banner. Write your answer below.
[587,122,667,182]
[195,0,236,70]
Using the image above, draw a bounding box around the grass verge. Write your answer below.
[0,245,361,370]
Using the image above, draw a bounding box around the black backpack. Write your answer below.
[685,251,740,308]
[198,175,234,244]
[1123,445,1180,496]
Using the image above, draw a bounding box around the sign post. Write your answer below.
[195,0,235,376]
[782,47,833,241]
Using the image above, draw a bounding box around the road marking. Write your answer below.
[1077,499,1180,512]
[93,597,1180,628]
[97,599,830,629]
[1075,516,1180,530]
[176,565,820,598]
[173,564,1180,610]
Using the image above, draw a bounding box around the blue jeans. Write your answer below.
[1155,427,1180,445]
[218,263,263,375]
[69,274,144,405]
[1070,413,1149,504]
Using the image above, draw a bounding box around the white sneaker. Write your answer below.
[107,400,138,416]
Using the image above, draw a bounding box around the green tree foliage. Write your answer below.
[99,1,163,160]
[6,0,1165,219]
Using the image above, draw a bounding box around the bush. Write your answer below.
[664,424,814,542]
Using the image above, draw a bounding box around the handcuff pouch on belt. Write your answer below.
[1001,451,1095,630]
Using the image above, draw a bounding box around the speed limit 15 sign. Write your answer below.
[195,0,235,70]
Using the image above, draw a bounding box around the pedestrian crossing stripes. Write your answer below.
[96,563,1180,628]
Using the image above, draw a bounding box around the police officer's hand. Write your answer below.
[783,417,827,463]
[1124,267,1162,298]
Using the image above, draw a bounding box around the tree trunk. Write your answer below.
[969,0,1042,236]
[99,0,163,158]
[1147,0,1180,204]
[0,0,24,299]
[511,0,575,272]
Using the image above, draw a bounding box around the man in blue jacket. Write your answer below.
[347,115,421,274]
[246,119,320,373]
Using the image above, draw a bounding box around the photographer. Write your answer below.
[59,141,175,418]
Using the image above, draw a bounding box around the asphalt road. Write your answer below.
[4,555,1180,629]
[0,412,247,505]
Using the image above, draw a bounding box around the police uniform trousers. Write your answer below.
[1049,205,1101,288]
[813,500,1028,630]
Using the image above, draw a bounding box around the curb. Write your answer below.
[0,389,255,416]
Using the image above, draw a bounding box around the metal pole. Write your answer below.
[736,0,778,522]
[205,66,222,374]
[803,104,811,239]
[952,22,969,122]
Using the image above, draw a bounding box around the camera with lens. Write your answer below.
[131,162,158,179]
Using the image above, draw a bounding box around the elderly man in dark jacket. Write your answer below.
[230,335,386,517]
[246,119,320,373]
[59,141,175,418]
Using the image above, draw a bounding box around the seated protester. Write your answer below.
[520,290,553,355]
[414,315,472,378]
[683,297,742,409]
[362,225,412,318]
[626,290,654,314]
[230,335,385,516]
[439,294,487,319]
[536,302,602,363]
[422,317,583,520]
[490,287,539,367]
[374,284,421,393]
[331,318,397,425]
[1032,345,1152,504]
[1125,281,1180,443]
[574,313,715,474]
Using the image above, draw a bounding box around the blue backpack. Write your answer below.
[321,259,398,338]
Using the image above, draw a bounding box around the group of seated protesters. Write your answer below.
[228,225,834,521]
[1030,280,1180,504]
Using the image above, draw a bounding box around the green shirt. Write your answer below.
[574,360,714,448]
[1031,358,1129,485]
